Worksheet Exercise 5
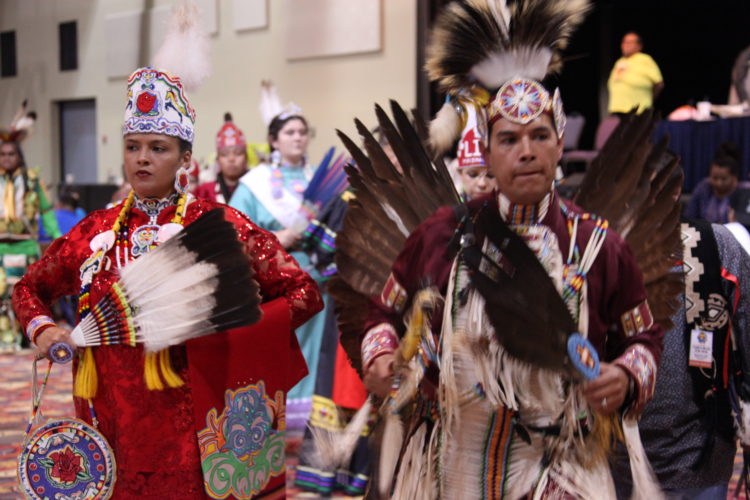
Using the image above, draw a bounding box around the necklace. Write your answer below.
[130,192,180,258]
[79,190,188,320]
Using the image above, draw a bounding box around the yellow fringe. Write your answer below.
[591,412,624,456]
[73,347,98,399]
[144,351,164,390]
[158,349,184,388]
[400,288,441,362]
[143,349,184,390]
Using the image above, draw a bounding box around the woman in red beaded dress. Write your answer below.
[12,66,323,499]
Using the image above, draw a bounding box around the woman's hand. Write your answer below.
[35,326,74,361]
[582,362,630,415]
[364,353,394,399]
[275,228,301,250]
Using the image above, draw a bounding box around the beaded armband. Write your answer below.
[620,300,654,337]
[362,323,399,369]
[380,273,408,313]
[26,315,57,344]
[614,344,657,414]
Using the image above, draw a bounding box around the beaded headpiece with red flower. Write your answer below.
[216,113,247,151]
[123,67,196,143]
[426,0,589,153]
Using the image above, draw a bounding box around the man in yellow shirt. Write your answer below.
[608,32,664,113]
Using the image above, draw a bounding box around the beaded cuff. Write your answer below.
[380,273,408,313]
[614,344,657,414]
[620,300,654,337]
[26,315,56,344]
[362,323,399,369]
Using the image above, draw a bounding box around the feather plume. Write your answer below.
[259,80,284,127]
[69,209,262,352]
[425,0,590,93]
[429,100,462,154]
[152,0,211,93]
[1,100,36,143]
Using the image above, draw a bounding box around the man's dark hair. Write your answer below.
[713,141,742,178]
[623,31,643,46]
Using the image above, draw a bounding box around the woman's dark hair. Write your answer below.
[58,184,81,209]
[0,140,26,169]
[178,138,193,154]
[712,141,741,178]
[267,114,308,151]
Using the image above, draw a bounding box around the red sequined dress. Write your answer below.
[13,195,323,499]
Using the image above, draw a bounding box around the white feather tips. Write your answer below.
[429,101,462,154]
[737,400,750,446]
[622,416,664,500]
[259,80,284,127]
[118,243,219,352]
[308,398,372,471]
[486,0,511,38]
[152,0,211,93]
[470,46,553,89]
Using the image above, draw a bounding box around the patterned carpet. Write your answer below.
[0,349,742,499]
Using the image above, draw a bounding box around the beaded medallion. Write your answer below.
[18,418,116,500]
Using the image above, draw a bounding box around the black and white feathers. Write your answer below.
[71,209,262,352]
[425,0,590,93]
[0,100,36,143]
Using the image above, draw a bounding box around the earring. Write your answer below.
[270,149,281,167]
[174,166,190,195]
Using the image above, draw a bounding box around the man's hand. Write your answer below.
[35,326,74,361]
[275,228,301,250]
[582,362,630,415]
[364,353,394,398]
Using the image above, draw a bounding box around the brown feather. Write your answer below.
[576,110,684,331]
[333,101,461,373]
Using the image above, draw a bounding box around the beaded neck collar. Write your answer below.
[498,191,552,225]
[133,192,179,219]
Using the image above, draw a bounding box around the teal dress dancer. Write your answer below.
[230,161,329,430]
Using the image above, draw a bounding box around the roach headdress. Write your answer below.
[425,0,590,153]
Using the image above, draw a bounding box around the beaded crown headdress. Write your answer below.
[426,0,590,153]
[123,68,196,143]
[122,1,210,143]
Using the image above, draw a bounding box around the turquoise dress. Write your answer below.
[229,163,329,431]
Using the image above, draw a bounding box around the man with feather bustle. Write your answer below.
[331,1,678,498]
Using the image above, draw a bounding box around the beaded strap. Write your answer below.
[26,315,56,345]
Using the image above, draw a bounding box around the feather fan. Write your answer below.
[574,110,684,329]
[331,101,461,373]
[461,207,582,376]
[69,209,262,352]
